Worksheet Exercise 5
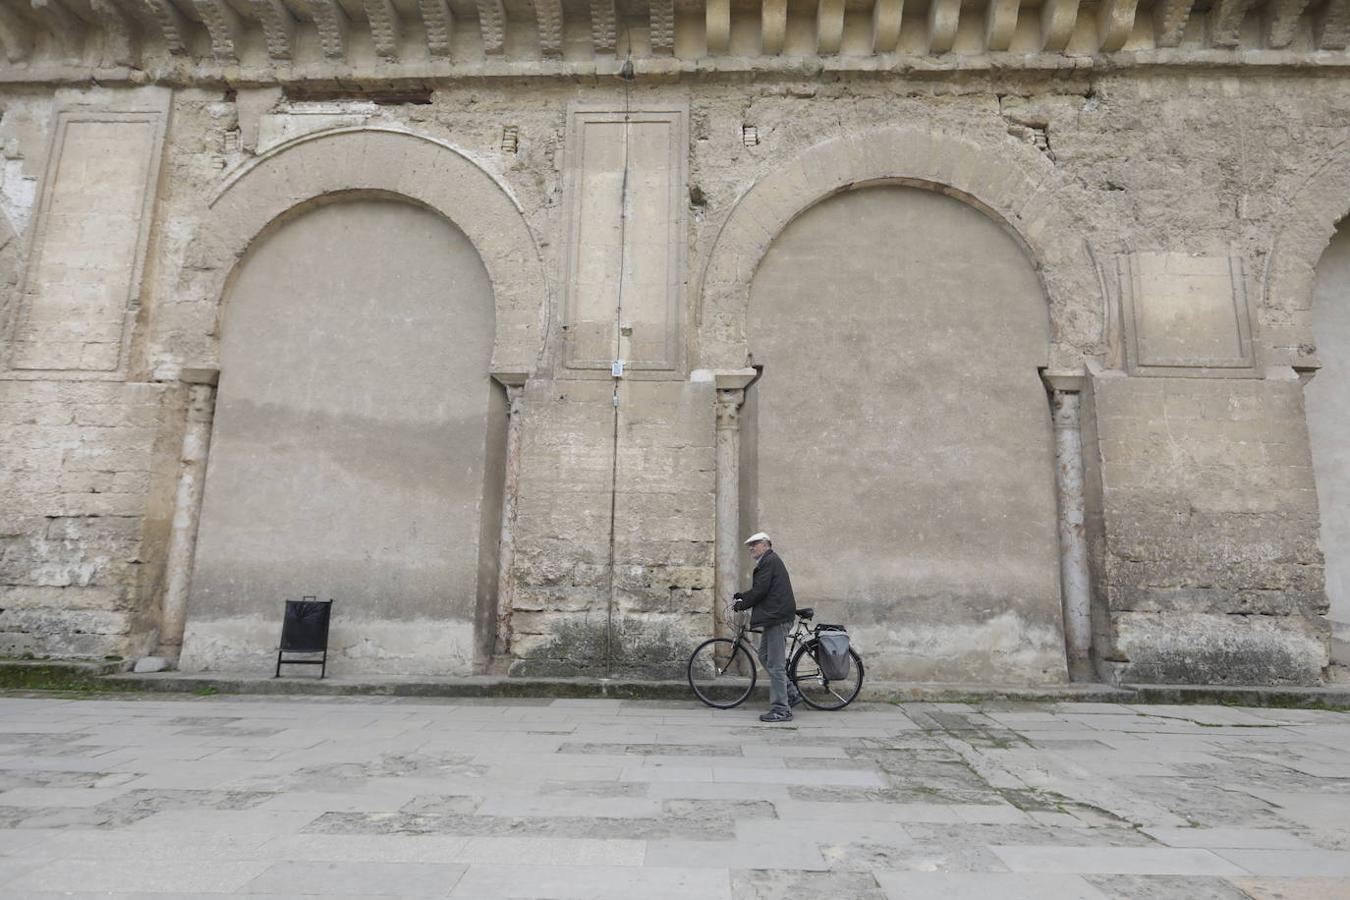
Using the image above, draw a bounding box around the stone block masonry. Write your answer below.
[1089,375,1328,684]
[0,380,183,658]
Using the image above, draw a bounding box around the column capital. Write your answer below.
[715,389,744,430]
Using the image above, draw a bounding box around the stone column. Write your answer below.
[713,369,758,646]
[1044,370,1094,681]
[492,374,528,663]
[156,370,219,660]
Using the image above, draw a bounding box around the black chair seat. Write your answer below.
[796,608,814,619]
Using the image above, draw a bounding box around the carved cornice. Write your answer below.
[0,0,1345,82]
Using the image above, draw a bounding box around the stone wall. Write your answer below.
[0,54,1347,683]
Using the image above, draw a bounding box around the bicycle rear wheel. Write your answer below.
[789,640,864,710]
[687,638,757,709]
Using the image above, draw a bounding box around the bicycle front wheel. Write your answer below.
[687,638,757,709]
[789,640,864,710]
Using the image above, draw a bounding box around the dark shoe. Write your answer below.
[759,709,793,723]
[789,689,803,708]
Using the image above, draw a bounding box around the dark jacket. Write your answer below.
[735,549,796,628]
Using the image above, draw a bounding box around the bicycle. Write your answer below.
[687,605,865,711]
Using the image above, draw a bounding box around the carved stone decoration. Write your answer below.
[926,0,960,53]
[30,0,84,54]
[1265,0,1312,47]
[1209,0,1255,47]
[647,0,674,53]
[1039,0,1080,50]
[306,0,348,59]
[531,0,563,56]
[1153,0,1196,47]
[986,0,1020,50]
[706,0,730,53]
[817,0,845,53]
[1317,0,1350,49]
[590,0,616,53]
[0,3,34,61]
[476,0,507,54]
[140,0,190,55]
[89,0,138,67]
[419,0,454,57]
[193,0,243,61]
[871,0,903,52]
[1096,0,1139,51]
[249,0,296,60]
[364,0,401,59]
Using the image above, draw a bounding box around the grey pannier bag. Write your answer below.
[816,628,852,681]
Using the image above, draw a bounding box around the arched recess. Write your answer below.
[742,184,1067,683]
[697,127,1105,371]
[174,129,545,676]
[1264,144,1350,664]
[1263,139,1350,373]
[1308,218,1350,664]
[183,127,546,377]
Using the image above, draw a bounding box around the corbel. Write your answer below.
[985,0,1020,50]
[1152,0,1195,47]
[249,0,296,60]
[590,0,616,52]
[531,0,563,56]
[419,0,454,57]
[140,0,190,55]
[1039,0,1080,51]
[30,0,85,53]
[1316,0,1350,49]
[364,0,401,59]
[306,0,349,60]
[927,0,960,53]
[192,0,243,61]
[0,2,33,61]
[1264,0,1312,47]
[706,0,730,53]
[871,0,903,52]
[1096,0,1139,51]
[477,0,507,54]
[762,0,786,54]
[1209,0,1255,48]
[817,0,845,53]
[89,0,138,67]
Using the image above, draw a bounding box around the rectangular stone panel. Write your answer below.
[6,108,166,375]
[1119,252,1255,376]
[561,103,687,374]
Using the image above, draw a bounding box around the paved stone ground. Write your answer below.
[1,695,1349,898]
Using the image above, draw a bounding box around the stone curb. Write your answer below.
[4,662,1348,708]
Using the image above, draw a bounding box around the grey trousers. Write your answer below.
[758,620,792,714]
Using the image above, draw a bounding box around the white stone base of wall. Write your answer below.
[849,613,1069,684]
[179,617,477,676]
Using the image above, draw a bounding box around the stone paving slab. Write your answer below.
[1,694,1349,897]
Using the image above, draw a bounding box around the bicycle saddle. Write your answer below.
[796,608,814,619]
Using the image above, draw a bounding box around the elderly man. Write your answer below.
[733,532,798,722]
